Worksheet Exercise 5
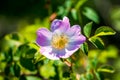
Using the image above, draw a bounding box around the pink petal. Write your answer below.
[62,16,70,28]
[66,44,80,51]
[51,19,62,32]
[51,16,70,33]
[61,48,79,58]
[40,46,60,60]
[36,28,52,46]
[66,25,81,37]
[68,35,86,45]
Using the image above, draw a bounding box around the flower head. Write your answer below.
[36,16,86,60]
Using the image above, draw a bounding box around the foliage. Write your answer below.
[0,0,119,80]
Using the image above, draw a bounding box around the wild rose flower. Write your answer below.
[36,16,86,60]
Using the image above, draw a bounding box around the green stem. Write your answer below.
[75,0,87,10]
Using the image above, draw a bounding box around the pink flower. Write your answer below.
[36,16,86,60]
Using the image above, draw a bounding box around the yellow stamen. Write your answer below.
[51,34,68,50]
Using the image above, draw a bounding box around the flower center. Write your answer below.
[51,34,68,50]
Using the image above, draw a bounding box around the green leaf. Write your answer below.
[94,72,101,80]
[10,33,20,41]
[18,43,30,54]
[13,63,20,77]
[95,26,116,36]
[20,57,35,71]
[4,65,10,76]
[40,63,56,78]
[7,48,13,63]
[5,32,24,43]
[110,7,120,31]
[0,76,4,80]
[63,72,70,78]
[20,75,27,80]
[83,7,99,23]
[18,43,37,59]
[57,6,65,15]
[83,22,93,38]
[26,76,41,80]
[89,37,104,49]
[53,60,63,66]
[81,42,88,55]
[65,0,72,8]
[75,0,87,10]
[26,48,37,59]
[79,75,86,80]
[97,65,115,73]
[86,72,93,80]
[71,9,77,20]
[34,51,46,63]
[28,42,39,50]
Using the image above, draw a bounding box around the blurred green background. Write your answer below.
[0,0,120,80]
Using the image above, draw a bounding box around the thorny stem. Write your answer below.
[60,58,72,67]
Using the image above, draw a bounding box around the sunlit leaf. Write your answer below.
[98,51,108,63]
[97,45,118,63]
[40,63,56,78]
[0,76,4,80]
[97,65,115,73]
[34,52,46,63]
[81,42,88,55]
[95,26,116,36]
[106,45,118,58]
[18,18,50,42]
[28,43,39,50]
[26,76,41,80]
[80,74,86,80]
[83,22,93,38]
[89,37,104,49]
[53,60,62,66]
[5,32,24,42]
[2,34,22,51]
[83,7,99,23]
[44,58,50,64]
